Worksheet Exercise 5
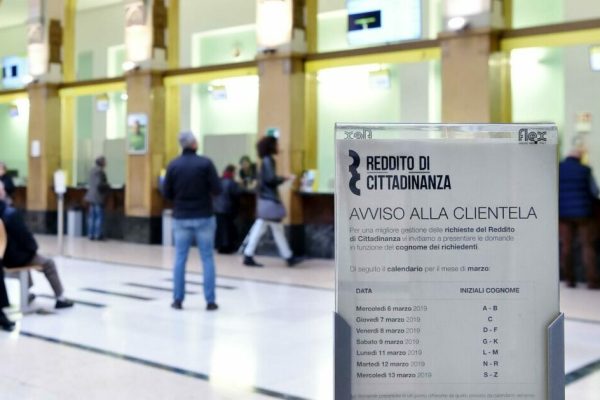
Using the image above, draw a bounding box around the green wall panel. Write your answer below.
[0,103,28,180]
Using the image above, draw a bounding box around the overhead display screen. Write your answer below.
[347,0,422,46]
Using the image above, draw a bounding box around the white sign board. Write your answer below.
[30,140,41,157]
[335,124,561,399]
[53,170,67,195]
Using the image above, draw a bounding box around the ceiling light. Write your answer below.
[447,17,468,31]
[122,61,137,71]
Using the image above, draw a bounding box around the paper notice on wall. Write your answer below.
[30,140,41,157]
[335,124,559,399]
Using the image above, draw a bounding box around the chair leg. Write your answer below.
[19,270,31,314]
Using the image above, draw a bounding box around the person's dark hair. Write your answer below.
[95,156,106,167]
[257,136,278,158]
[224,164,236,174]
[239,155,251,165]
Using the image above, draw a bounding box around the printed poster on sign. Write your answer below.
[127,113,148,154]
[334,124,561,399]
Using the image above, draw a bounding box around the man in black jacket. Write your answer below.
[0,181,73,309]
[163,132,221,311]
[559,147,600,288]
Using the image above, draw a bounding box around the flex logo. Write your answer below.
[344,128,373,140]
[518,128,547,144]
[348,150,361,196]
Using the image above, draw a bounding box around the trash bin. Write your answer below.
[67,207,83,237]
[162,209,173,246]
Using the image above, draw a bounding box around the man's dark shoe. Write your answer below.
[0,311,15,332]
[171,301,183,310]
[243,256,263,267]
[55,299,75,309]
[286,256,302,267]
[206,303,218,311]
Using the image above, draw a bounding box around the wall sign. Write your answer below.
[335,124,563,400]
[127,113,148,154]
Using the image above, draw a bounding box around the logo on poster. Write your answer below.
[518,128,547,144]
[344,128,373,140]
[349,150,361,196]
[347,150,451,195]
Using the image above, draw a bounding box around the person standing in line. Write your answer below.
[214,165,241,254]
[163,132,222,311]
[559,146,600,289]
[238,155,257,189]
[84,156,110,241]
[0,162,15,205]
[243,136,301,268]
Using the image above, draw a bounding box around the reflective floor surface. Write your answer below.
[0,235,598,399]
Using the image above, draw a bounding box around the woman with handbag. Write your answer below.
[243,136,301,267]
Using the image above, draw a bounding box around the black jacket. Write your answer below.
[84,166,110,205]
[258,156,285,203]
[559,156,599,218]
[213,178,241,214]
[163,149,221,219]
[0,175,15,197]
[0,200,38,267]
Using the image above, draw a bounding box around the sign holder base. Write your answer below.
[334,312,351,400]
[548,313,565,400]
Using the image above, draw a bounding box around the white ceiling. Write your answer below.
[0,0,27,28]
[0,0,123,29]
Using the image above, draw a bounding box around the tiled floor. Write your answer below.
[0,235,598,399]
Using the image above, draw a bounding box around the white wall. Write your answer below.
[316,61,437,191]
[0,25,28,174]
[563,45,600,174]
[179,0,256,67]
[188,76,259,154]
[76,4,125,79]
[320,0,346,13]
[512,0,562,28]
[563,0,600,21]
[0,25,27,90]
[511,48,565,127]
[0,24,26,59]
[0,103,28,179]
[563,0,600,174]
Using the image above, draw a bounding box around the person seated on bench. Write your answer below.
[0,182,74,309]
[0,268,15,331]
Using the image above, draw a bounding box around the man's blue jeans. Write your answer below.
[172,217,217,304]
[88,204,104,239]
